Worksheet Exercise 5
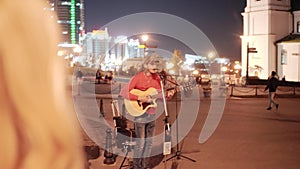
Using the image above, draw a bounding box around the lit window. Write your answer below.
[61,2,71,5]
[281,49,287,65]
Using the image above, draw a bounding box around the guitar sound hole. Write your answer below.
[142,103,151,109]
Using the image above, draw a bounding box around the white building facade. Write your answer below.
[241,0,300,81]
[82,28,111,68]
[276,10,300,82]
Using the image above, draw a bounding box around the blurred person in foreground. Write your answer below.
[0,1,84,169]
[264,71,279,110]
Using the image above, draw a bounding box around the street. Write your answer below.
[72,82,300,169]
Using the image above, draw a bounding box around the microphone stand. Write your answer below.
[158,75,171,155]
[159,73,196,163]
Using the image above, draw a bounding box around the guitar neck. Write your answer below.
[166,82,193,93]
[150,93,164,99]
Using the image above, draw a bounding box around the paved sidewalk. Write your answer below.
[71,82,300,169]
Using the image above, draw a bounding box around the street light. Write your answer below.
[141,34,149,57]
[141,34,149,42]
[73,45,83,53]
[233,61,241,70]
[207,51,215,64]
[72,45,83,66]
[139,34,157,57]
[208,52,215,60]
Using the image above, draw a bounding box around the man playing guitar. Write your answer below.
[120,53,174,169]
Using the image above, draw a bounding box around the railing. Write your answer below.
[229,85,300,97]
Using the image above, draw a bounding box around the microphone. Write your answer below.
[158,70,167,80]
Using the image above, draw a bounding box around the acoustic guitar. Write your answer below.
[124,87,160,117]
[124,81,194,117]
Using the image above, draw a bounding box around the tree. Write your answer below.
[171,49,185,75]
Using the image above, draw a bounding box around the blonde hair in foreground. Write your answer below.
[0,1,84,169]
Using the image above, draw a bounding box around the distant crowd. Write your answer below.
[95,69,114,84]
[75,69,114,84]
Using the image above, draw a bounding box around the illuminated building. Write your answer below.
[81,28,144,69]
[46,0,84,45]
[241,0,300,81]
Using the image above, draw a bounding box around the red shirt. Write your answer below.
[120,71,162,114]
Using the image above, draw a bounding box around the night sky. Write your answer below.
[84,0,246,61]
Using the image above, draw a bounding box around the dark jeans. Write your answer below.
[268,92,277,107]
[133,114,155,169]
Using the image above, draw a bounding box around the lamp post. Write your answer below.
[139,34,157,57]
[72,45,83,66]
[141,34,149,57]
[233,61,241,77]
[246,41,249,83]
[208,52,215,60]
[208,51,215,64]
[245,39,257,84]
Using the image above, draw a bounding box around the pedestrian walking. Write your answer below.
[76,69,83,95]
[264,71,279,110]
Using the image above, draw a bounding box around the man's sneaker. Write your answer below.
[276,104,279,110]
[266,107,272,110]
